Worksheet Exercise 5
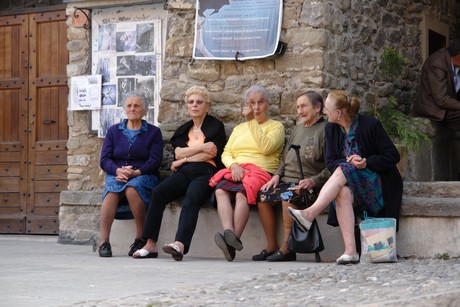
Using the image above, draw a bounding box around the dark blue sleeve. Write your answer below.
[137,126,164,175]
[99,125,119,176]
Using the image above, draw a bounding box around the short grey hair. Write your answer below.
[123,91,149,111]
[243,85,271,105]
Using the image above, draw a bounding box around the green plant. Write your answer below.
[372,47,431,151]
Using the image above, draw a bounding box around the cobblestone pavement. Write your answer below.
[73,258,460,306]
[1,236,459,307]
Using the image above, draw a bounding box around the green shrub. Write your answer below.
[372,48,431,151]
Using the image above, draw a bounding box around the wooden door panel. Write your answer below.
[26,217,58,234]
[0,165,20,176]
[34,192,60,207]
[34,180,67,193]
[0,218,24,233]
[35,150,67,165]
[36,86,68,141]
[0,11,68,234]
[35,165,67,179]
[27,11,68,234]
[0,193,20,208]
[0,15,28,232]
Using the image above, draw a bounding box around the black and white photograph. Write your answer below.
[101,84,116,106]
[98,24,116,51]
[136,23,155,52]
[136,77,155,106]
[99,108,124,138]
[135,55,156,76]
[116,31,137,52]
[117,77,135,106]
[116,55,135,76]
[96,57,111,83]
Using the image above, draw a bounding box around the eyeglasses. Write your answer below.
[187,99,205,105]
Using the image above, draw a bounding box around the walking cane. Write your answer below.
[288,144,321,262]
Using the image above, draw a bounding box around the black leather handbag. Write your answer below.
[287,218,324,262]
[286,144,324,262]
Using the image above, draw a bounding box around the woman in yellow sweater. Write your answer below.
[211,85,285,261]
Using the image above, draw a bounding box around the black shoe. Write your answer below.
[266,250,296,262]
[99,239,112,257]
[223,229,243,251]
[252,249,275,261]
[215,232,236,262]
[128,238,147,256]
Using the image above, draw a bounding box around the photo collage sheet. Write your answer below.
[92,19,162,138]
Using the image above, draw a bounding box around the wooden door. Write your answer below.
[0,15,29,233]
[0,10,68,234]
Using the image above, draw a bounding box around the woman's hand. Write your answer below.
[115,166,137,183]
[242,104,254,121]
[230,163,246,182]
[347,154,367,169]
[202,142,218,157]
[297,178,316,191]
[288,178,316,194]
[261,175,280,191]
[171,159,185,172]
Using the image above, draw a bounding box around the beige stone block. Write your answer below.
[166,37,193,57]
[275,52,324,72]
[188,62,221,82]
[158,101,178,123]
[167,0,195,10]
[242,60,275,75]
[284,28,327,50]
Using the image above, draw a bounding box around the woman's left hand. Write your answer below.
[115,166,137,183]
[171,157,189,172]
[288,178,315,194]
[347,154,367,169]
[230,163,245,182]
[298,178,316,191]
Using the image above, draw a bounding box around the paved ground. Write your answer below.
[1,235,459,306]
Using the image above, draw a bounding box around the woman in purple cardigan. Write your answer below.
[288,90,402,265]
[98,93,163,257]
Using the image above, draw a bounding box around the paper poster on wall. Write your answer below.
[70,75,102,110]
[91,11,163,137]
[193,0,283,60]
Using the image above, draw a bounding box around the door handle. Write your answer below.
[42,120,56,124]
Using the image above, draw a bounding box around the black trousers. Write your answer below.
[142,162,217,254]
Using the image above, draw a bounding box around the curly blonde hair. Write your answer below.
[184,85,212,106]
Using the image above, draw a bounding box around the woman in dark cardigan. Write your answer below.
[98,93,163,258]
[288,90,402,265]
[132,85,227,261]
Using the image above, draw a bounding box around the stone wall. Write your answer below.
[63,0,459,192]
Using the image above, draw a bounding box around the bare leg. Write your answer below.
[280,201,296,254]
[99,192,120,245]
[215,189,235,231]
[233,192,250,238]
[335,186,357,256]
[125,186,145,239]
[256,202,278,253]
[299,167,348,221]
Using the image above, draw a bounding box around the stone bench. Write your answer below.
[58,181,460,261]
